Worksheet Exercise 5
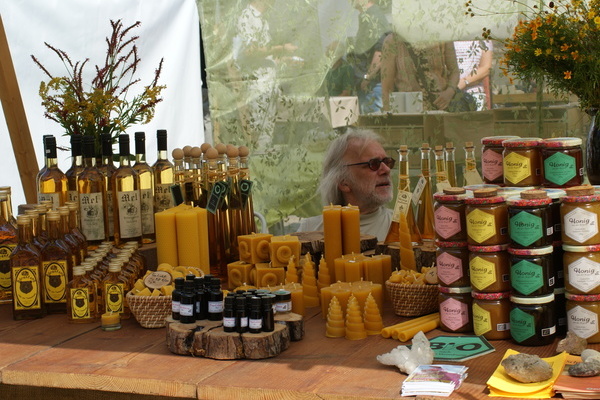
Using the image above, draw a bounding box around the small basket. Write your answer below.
[126,291,172,328]
[385,281,439,317]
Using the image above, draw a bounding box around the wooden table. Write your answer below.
[0,303,592,400]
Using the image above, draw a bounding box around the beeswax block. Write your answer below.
[238,233,273,264]
[269,235,301,268]
[227,260,253,289]
[256,264,285,287]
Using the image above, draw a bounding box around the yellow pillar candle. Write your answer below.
[368,282,383,312]
[344,255,363,283]
[286,282,305,316]
[317,256,331,291]
[345,295,367,340]
[350,280,371,313]
[227,260,253,290]
[176,208,204,269]
[323,205,342,282]
[238,233,273,264]
[341,204,361,255]
[363,293,383,335]
[326,296,345,338]
[320,286,333,319]
[334,256,346,283]
[285,255,299,283]
[302,254,320,308]
[399,213,417,271]
[363,256,384,285]
[329,283,352,316]
[256,264,285,287]
[155,208,179,266]
[377,254,393,283]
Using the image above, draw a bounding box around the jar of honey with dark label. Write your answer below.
[465,188,509,246]
[563,244,600,295]
[561,185,600,246]
[438,286,473,333]
[436,241,470,287]
[510,293,556,346]
[541,188,566,243]
[566,292,600,343]
[508,245,555,297]
[507,190,553,249]
[468,244,510,293]
[553,241,565,288]
[472,291,511,340]
[502,137,543,187]
[481,136,520,184]
[555,287,567,337]
[541,137,583,188]
[433,187,468,242]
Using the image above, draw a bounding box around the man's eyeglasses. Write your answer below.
[345,157,396,171]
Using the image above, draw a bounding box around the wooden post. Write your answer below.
[0,14,39,204]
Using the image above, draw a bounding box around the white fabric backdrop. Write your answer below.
[0,0,204,209]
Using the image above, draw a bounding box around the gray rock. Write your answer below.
[582,349,600,363]
[501,353,553,383]
[556,331,587,355]
[569,359,600,377]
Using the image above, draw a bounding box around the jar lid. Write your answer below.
[541,188,567,200]
[468,244,509,253]
[498,187,537,200]
[506,195,552,207]
[465,190,505,204]
[541,137,583,148]
[436,240,469,248]
[472,291,511,300]
[438,285,472,294]
[507,245,554,256]
[433,191,469,202]
[464,184,500,191]
[562,244,600,252]
[481,135,521,146]
[554,287,566,295]
[511,293,555,304]
[273,290,291,301]
[565,292,600,302]
[561,193,600,203]
[564,185,596,197]
[502,137,542,148]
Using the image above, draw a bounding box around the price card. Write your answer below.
[240,179,253,207]
[143,271,173,289]
[412,176,427,206]
[464,169,484,186]
[428,335,495,362]
[392,190,413,221]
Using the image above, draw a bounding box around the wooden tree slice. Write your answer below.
[241,324,290,360]
[275,312,304,341]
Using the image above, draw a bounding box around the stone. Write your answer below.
[501,353,553,383]
[556,331,588,355]
[569,359,600,377]
[582,349,600,363]
[376,331,435,375]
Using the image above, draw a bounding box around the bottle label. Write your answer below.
[12,266,42,310]
[472,302,492,336]
[116,190,142,239]
[68,190,79,204]
[172,300,180,313]
[544,152,576,186]
[440,297,469,331]
[469,256,497,291]
[275,301,292,313]
[509,211,543,247]
[207,181,230,214]
[104,282,124,313]
[79,192,106,241]
[154,184,174,211]
[240,179,253,208]
[139,188,155,235]
[567,305,599,340]
[436,251,464,285]
[466,209,496,244]
[180,303,194,317]
[0,244,17,290]
[208,300,224,313]
[463,169,483,186]
[503,152,531,184]
[564,207,599,243]
[107,190,114,237]
[43,260,67,303]
[511,260,544,296]
[70,287,91,319]
[434,205,461,239]
[482,149,503,181]
[510,307,536,343]
[392,190,413,221]
[223,316,236,327]
[412,176,426,206]
[567,257,600,293]
[239,316,248,328]
[249,318,262,330]
[37,192,59,210]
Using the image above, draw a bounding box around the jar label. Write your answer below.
[154,183,174,211]
[504,152,531,184]
[567,305,599,339]
[70,287,91,319]
[223,316,236,328]
[568,257,600,293]
[434,206,462,239]
[180,303,194,317]
[437,252,464,285]
[37,192,59,210]
[104,282,124,313]
[79,192,106,241]
[544,152,576,186]
[482,149,503,181]
[116,190,142,239]
[43,260,67,303]
[12,266,42,310]
[140,188,155,235]
[564,207,599,243]
[440,297,469,331]
[511,260,544,296]
[472,302,492,335]
[466,209,496,243]
[510,211,543,247]
[469,256,497,291]
[510,307,536,343]
[0,244,16,290]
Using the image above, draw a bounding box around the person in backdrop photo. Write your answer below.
[323,40,355,97]
[454,40,493,111]
[298,128,394,241]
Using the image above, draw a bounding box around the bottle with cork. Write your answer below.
[37,135,68,209]
[67,265,97,323]
[65,135,83,205]
[238,146,256,235]
[445,142,457,187]
[99,133,117,240]
[152,129,175,212]
[133,131,156,243]
[41,211,72,314]
[0,186,17,228]
[416,143,435,241]
[463,141,483,186]
[226,144,244,261]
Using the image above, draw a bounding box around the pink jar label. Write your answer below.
[440,297,469,331]
[482,149,503,181]
[437,252,464,285]
[434,206,461,239]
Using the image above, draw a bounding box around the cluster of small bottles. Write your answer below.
[171,274,224,323]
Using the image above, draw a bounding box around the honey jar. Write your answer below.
[566,292,600,343]
[510,293,556,346]
[507,190,553,249]
[502,137,543,187]
[541,188,566,243]
[436,241,470,287]
[553,241,565,288]
[508,245,555,297]
[555,287,567,337]
[438,286,473,333]
[541,137,583,188]
[481,136,520,184]
[472,291,511,340]
[433,188,468,242]
[465,188,509,246]
[468,244,510,293]
[561,185,600,246]
[563,244,600,295]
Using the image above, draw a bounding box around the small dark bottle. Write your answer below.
[223,295,236,332]
[248,296,263,334]
[207,277,223,321]
[262,294,275,332]
[194,276,206,320]
[235,295,248,333]
[179,280,196,324]
[172,277,184,320]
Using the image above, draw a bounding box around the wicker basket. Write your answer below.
[126,291,172,328]
[385,281,439,317]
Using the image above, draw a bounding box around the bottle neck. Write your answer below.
[72,155,83,168]
[420,149,431,175]
[47,219,61,241]
[119,155,131,167]
[45,156,59,169]
[83,156,97,168]
[17,222,32,245]
[135,153,147,164]
[157,149,168,161]
[59,214,70,235]
[445,149,455,161]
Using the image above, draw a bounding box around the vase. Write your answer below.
[586,108,600,184]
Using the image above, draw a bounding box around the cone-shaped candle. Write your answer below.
[363,292,384,335]
[325,296,345,338]
[317,255,331,291]
[302,253,320,307]
[285,255,298,283]
[345,295,367,340]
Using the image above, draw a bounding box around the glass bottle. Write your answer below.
[207,277,223,321]
[445,142,458,187]
[100,260,130,318]
[238,145,256,235]
[172,148,187,205]
[133,132,155,243]
[111,134,142,247]
[10,215,46,320]
[0,194,18,304]
[190,146,204,206]
[41,211,72,314]
[57,206,82,268]
[78,135,109,246]
[180,280,196,324]
[65,134,83,204]
[25,209,45,251]
[34,204,50,244]
[37,135,68,209]
[0,186,17,227]
[65,201,88,260]
[226,145,243,261]
[98,133,117,240]
[416,143,435,241]
[67,265,97,323]
[152,129,175,212]
[172,277,184,320]
[434,145,449,187]
[463,141,479,186]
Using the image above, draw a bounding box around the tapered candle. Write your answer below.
[323,205,342,282]
[326,296,345,338]
[345,295,367,340]
[302,253,320,307]
[341,204,360,255]
[363,293,384,335]
[287,282,305,316]
[317,256,331,291]
[399,213,417,271]
[285,255,299,283]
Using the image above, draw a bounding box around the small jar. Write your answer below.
[555,287,567,337]
[436,241,470,287]
[541,137,584,188]
[507,190,553,248]
[273,290,292,314]
[481,135,520,184]
[438,286,473,333]
[465,188,509,246]
[468,244,511,292]
[566,292,600,343]
[508,245,555,297]
[502,137,543,187]
[472,291,511,340]
[433,187,468,242]
[561,185,600,246]
[510,293,556,346]
[541,188,566,243]
[553,241,565,288]
[563,244,600,294]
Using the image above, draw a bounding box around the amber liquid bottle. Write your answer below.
[65,134,83,205]
[445,142,457,187]
[0,186,17,227]
[111,134,142,247]
[226,145,243,261]
[67,265,97,323]
[65,201,88,260]
[57,206,82,269]
[25,209,45,251]
[99,133,117,239]
[238,146,256,235]
[11,215,46,320]
[152,129,175,212]
[133,132,155,243]
[100,260,131,319]
[191,146,204,206]
[78,135,110,247]
[416,143,436,241]
[41,211,72,314]
[0,194,18,303]
[172,149,187,205]
[434,145,449,187]
[37,135,68,209]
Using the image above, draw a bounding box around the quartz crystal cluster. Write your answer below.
[376,331,434,374]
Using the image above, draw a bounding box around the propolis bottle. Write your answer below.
[100,259,130,318]
[416,143,435,241]
[133,132,155,243]
[152,129,175,212]
[65,134,84,204]
[67,265,97,323]
[57,206,82,269]
[0,194,17,304]
[37,135,68,209]
[99,133,117,240]
[41,211,72,314]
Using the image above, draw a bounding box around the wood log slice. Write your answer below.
[274,312,304,341]
[241,324,290,359]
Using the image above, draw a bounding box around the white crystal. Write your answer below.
[376,331,435,374]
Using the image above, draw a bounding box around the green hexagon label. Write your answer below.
[544,152,576,186]
[510,307,536,343]
[504,152,531,184]
[511,260,544,295]
[510,211,543,247]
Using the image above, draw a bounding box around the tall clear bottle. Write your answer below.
[37,135,68,209]
[463,141,478,185]
[111,134,142,247]
[226,145,243,260]
[152,129,175,212]
[0,186,17,227]
[67,265,97,323]
[434,145,450,188]
[416,143,435,241]
[238,146,256,235]
[172,148,187,205]
[41,211,72,314]
[445,142,457,187]
[78,135,110,247]
[98,133,117,240]
[65,135,83,204]
[133,132,155,243]
[57,206,82,269]
[65,201,88,260]
[190,146,204,206]
[0,194,18,303]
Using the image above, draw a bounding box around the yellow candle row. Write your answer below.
[323,204,361,282]
[320,281,383,319]
[237,233,301,267]
[326,293,383,339]
[333,254,392,285]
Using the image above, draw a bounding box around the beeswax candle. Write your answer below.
[323,205,342,282]
[326,296,345,338]
[363,293,383,335]
[302,254,320,308]
[350,280,371,313]
[329,282,352,315]
[317,256,331,291]
[363,256,383,285]
[227,260,253,289]
[334,256,347,283]
[285,255,299,283]
[270,235,301,268]
[155,208,179,266]
[345,295,367,340]
[176,208,203,269]
[341,204,360,255]
[256,264,285,287]
[344,255,363,283]
[320,286,332,318]
[287,282,305,316]
[237,233,273,264]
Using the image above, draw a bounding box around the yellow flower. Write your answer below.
[571,50,580,60]
[534,48,543,56]
[561,43,570,51]
[564,71,572,79]
[595,16,600,26]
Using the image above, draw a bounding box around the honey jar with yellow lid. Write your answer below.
[561,185,600,246]
[507,190,553,249]
[481,136,520,184]
[563,244,600,295]
[541,137,583,188]
[433,187,469,242]
[472,291,511,340]
[436,241,470,287]
[465,188,509,246]
[468,244,511,293]
[502,137,543,187]
[566,292,600,343]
